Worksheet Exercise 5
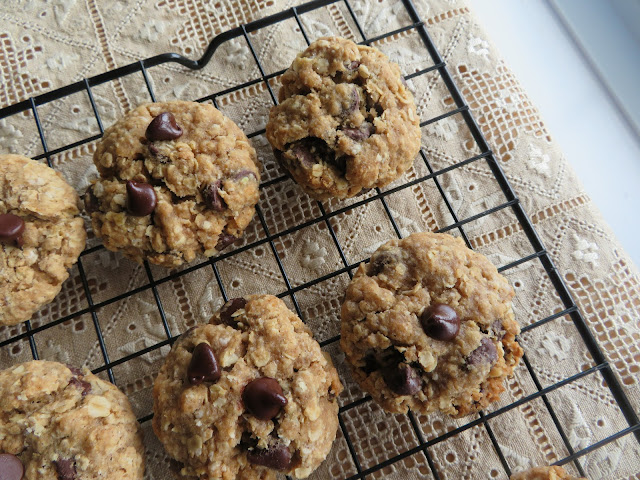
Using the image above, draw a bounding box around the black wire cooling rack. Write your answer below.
[1,0,639,478]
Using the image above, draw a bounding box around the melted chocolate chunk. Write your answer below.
[219,298,247,327]
[215,233,237,251]
[289,137,335,169]
[68,376,91,396]
[382,363,421,396]
[467,338,498,366]
[187,343,221,385]
[0,454,24,480]
[362,353,379,374]
[420,304,460,341]
[242,377,287,420]
[126,181,157,216]
[0,213,25,247]
[202,180,226,211]
[53,458,76,480]
[342,122,374,141]
[246,443,292,471]
[145,112,183,141]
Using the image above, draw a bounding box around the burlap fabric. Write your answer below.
[0,0,638,478]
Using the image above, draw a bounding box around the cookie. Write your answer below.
[0,360,145,480]
[153,295,343,479]
[340,232,523,416]
[86,100,260,267]
[510,466,587,480]
[0,154,86,326]
[266,36,421,200]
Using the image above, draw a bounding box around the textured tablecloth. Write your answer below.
[1,0,639,479]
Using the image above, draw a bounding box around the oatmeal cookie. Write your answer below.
[0,154,86,326]
[0,360,145,480]
[340,232,522,416]
[510,466,587,480]
[266,36,421,200]
[153,295,343,479]
[86,100,260,267]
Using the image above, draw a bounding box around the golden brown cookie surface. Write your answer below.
[153,295,343,480]
[341,232,522,417]
[0,361,145,480]
[87,100,260,267]
[266,37,421,200]
[0,154,86,326]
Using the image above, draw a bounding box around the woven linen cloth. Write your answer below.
[1,0,639,478]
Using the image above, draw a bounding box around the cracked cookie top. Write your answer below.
[340,232,523,417]
[266,36,421,200]
[0,154,86,326]
[0,360,145,480]
[152,295,343,480]
[86,100,260,267]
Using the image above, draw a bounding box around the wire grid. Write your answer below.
[0,0,639,478]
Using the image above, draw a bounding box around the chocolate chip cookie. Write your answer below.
[266,36,421,200]
[340,232,523,417]
[0,360,145,480]
[152,295,343,479]
[0,154,86,326]
[511,466,587,480]
[86,100,260,267]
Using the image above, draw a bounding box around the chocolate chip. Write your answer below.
[342,122,374,141]
[203,181,226,211]
[220,298,247,327]
[126,181,157,216]
[420,304,460,341]
[187,343,221,385]
[346,87,360,114]
[242,377,287,420]
[215,233,237,251]
[83,188,100,215]
[367,250,395,276]
[382,363,421,396]
[0,213,25,248]
[467,338,498,366]
[145,112,183,141]
[246,443,292,471]
[291,143,316,168]
[0,454,24,480]
[69,376,91,396]
[233,170,257,181]
[53,458,76,480]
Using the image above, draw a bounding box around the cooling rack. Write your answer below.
[0,0,638,478]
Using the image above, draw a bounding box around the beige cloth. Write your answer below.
[1,0,639,478]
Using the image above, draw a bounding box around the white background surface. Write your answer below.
[470,0,640,267]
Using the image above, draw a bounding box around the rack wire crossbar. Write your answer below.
[1,0,638,478]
